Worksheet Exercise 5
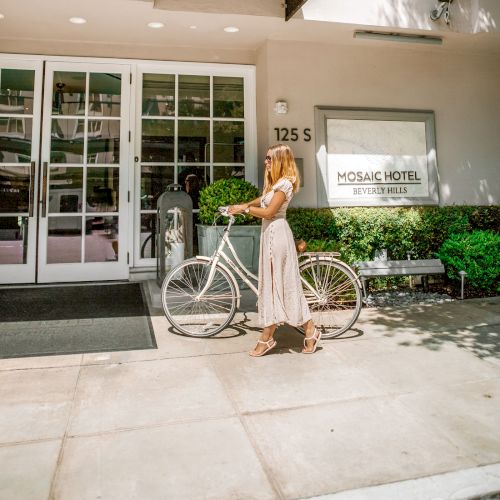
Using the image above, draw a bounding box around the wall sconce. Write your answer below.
[274,100,288,114]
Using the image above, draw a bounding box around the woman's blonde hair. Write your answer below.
[262,144,300,195]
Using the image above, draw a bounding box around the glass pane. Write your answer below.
[85,216,118,262]
[0,117,32,163]
[0,69,35,115]
[0,216,28,264]
[52,71,86,116]
[141,119,174,162]
[0,166,31,213]
[140,165,174,210]
[178,120,209,162]
[47,216,82,263]
[48,167,83,213]
[213,77,244,118]
[142,74,175,117]
[178,166,209,209]
[140,213,156,259]
[86,167,119,212]
[213,121,244,163]
[87,120,120,164]
[178,75,209,117]
[89,73,121,117]
[51,119,85,163]
[214,165,245,182]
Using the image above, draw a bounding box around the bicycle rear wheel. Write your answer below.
[299,258,362,338]
[161,258,238,337]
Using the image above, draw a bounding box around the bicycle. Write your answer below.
[161,207,362,338]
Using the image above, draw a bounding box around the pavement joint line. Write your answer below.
[48,362,83,500]
[208,352,286,500]
[0,437,62,449]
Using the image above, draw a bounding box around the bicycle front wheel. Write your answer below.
[299,259,362,338]
[161,258,238,337]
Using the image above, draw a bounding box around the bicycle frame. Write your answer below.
[196,214,322,302]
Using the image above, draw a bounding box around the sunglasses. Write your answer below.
[265,156,272,161]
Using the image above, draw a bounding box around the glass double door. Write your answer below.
[0,59,130,284]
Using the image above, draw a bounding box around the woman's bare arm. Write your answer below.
[230,191,286,220]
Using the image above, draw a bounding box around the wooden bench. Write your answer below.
[355,259,445,297]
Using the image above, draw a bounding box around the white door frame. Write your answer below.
[37,61,131,283]
[0,58,43,284]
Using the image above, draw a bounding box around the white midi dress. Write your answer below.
[257,178,312,327]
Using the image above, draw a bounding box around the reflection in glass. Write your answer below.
[140,213,156,259]
[141,119,174,162]
[52,71,86,116]
[214,165,245,182]
[213,77,244,118]
[0,117,33,163]
[48,167,83,213]
[50,119,85,163]
[47,216,82,263]
[142,74,175,117]
[178,75,209,117]
[140,165,174,210]
[89,73,121,117]
[0,216,28,264]
[85,216,118,262]
[178,166,209,210]
[0,69,35,115]
[213,121,244,162]
[87,120,120,164]
[87,167,119,212]
[0,166,31,213]
[178,120,209,162]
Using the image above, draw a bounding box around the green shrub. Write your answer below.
[437,230,500,291]
[198,178,260,225]
[287,206,500,266]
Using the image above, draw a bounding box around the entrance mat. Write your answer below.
[0,283,157,359]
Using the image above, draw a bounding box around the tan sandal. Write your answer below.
[302,328,321,354]
[249,338,277,357]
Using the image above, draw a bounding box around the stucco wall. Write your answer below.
[258,40,500,207]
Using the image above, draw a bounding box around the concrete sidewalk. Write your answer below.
[0,287,499,500]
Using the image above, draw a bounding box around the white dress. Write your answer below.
[257,178,312,327]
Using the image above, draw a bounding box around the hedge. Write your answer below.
[287,206,500,265]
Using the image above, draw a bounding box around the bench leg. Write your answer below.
[361,277,368,298]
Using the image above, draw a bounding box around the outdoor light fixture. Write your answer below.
[148,22,164,29]
[354,31,443,45]
[69,17,87,24]
[274,100,288,114]
[224,26,239,33]
[430,0,454,24]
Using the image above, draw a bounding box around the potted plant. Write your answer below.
[197,178,261,274]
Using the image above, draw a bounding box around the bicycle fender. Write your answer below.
[194,256,241,310]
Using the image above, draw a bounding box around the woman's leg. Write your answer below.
[250,324,277,356]
[302,319,320,353]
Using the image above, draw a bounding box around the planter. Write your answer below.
[197,224,261,275]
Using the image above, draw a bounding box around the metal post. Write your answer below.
[459,270,467,299]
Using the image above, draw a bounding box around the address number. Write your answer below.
[274,127,311,142]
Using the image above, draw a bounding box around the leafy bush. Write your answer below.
[198,178,260,225]
[437,230,500,291]
[287,206,500,266]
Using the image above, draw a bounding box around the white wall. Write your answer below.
[258,40,500,207]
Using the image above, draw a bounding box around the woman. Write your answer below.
[229,144,320,357]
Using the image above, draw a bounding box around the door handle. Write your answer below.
[41,161,48,217]
[29,161,36,217]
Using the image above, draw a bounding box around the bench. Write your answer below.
[355,259,445,297]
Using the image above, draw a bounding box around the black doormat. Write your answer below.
[0,283,157,359]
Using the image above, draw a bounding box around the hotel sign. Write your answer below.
[315,108,439,206]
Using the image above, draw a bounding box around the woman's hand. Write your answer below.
[228,204,247,215]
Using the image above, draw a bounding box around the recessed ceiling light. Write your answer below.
[69,17,87,24]
[224,26,239,33]
[148,22,164,29]
[189,25,197,29]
